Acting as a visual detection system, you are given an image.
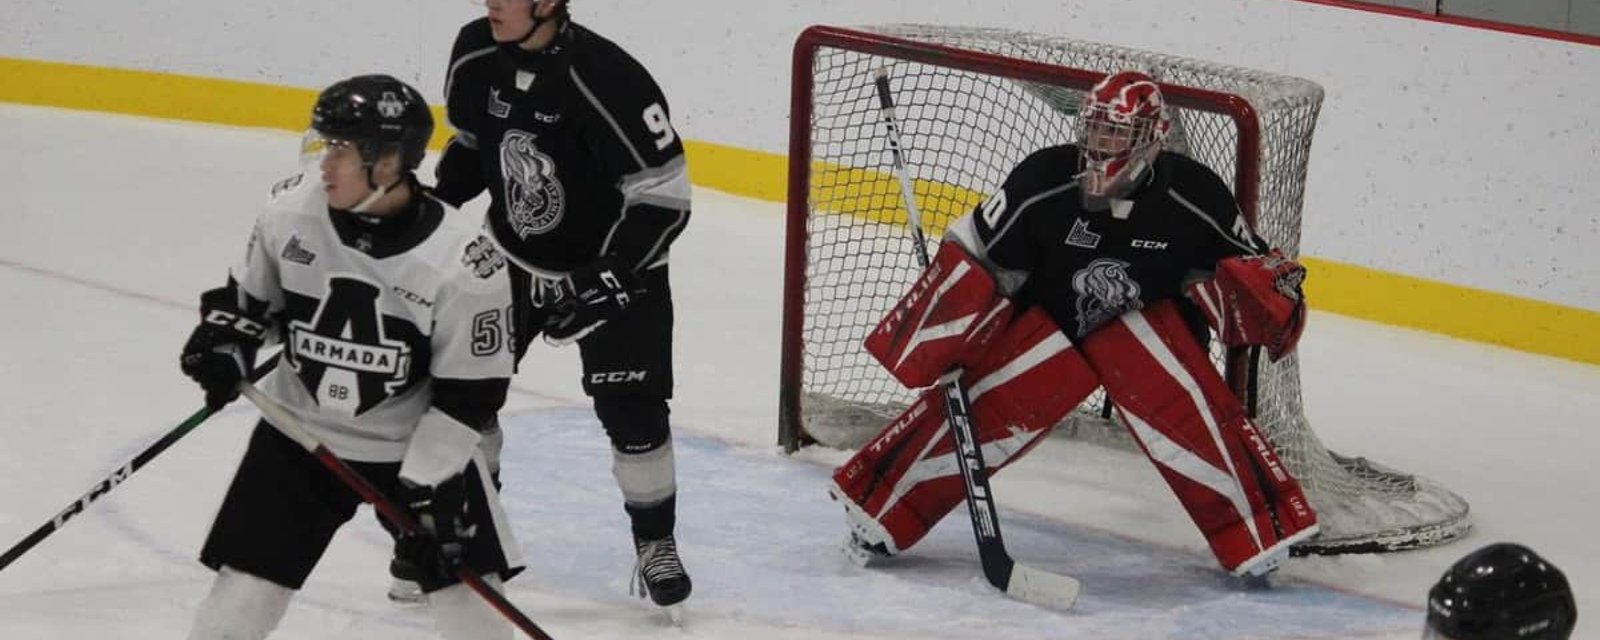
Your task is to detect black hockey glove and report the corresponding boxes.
[392,475,475,587]
[179,287,268,410]
[543,256,647,346]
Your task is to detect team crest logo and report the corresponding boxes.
[1071,258,1142,336]
[377,91,405,118]
[463,236,507,279]
[281,235,316,265]
[286,277,414,415]
[500,129,566,239]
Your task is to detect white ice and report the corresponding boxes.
[1,104,1595,639]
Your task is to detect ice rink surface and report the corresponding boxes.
[1,104,1595,638]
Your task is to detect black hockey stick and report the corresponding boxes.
[0,357,279,573]
[238,383,556,640]
[874,68,1081,610]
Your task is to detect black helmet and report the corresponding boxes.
[1426,543,1576,640]
[310,74,433,171]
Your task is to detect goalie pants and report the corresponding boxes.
[507,264,678,541]
[830,301,1318,573]
[199,422,524,591]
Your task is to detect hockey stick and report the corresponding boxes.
[873,69,931,270]
[0,357,279,573]
[874,68,1081,610]
[238,383,556,640]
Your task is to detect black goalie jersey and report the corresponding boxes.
[436,18,691,278]
[946,146,1271,339]
[233,174,514,462]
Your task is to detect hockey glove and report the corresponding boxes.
[543,256,647,346]
[392,475,475,588]
[179,287,268,410]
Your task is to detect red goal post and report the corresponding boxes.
[779,24,1470,555]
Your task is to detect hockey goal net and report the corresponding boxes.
[779,24,1470,555]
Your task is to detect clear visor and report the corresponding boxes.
[299,130,361,168]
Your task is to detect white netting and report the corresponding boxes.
[784,25,1469,554]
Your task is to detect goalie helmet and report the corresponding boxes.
[308,74,433,171]
[1077,70,1171,199]
[1424,543,1576,640]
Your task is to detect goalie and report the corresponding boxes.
[830,71,1318,577]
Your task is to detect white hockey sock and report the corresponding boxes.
[187,566,293,640]
[612,439,677,508]
[430,575,512,640]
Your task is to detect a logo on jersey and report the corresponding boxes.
[286,277,413,415]
[270,173,303,198]
[515,70,536,92]
[377,91,405,119]
[1130,238,1169,250]
[489,88,512,119]
[527,272,569,309]
[1066,218,1101,249]
[282,236,317,265]
[500,129,566,239]
[463,236,507,279]
[1071,258,1142,336]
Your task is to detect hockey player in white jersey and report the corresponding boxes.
[178,75,521,640]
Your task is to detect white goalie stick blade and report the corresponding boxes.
[1003,561,1083,610]
[940,373,1082,611]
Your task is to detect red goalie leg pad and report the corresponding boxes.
[831,308,1098,553]
[1080,300,1317,574]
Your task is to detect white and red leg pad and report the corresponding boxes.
[865,242,1013,389]
[831,307,1098,554]
[1080,300,1318,575]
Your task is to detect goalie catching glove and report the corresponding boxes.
[543,256,648,346]
[1185,249,1308,361]
[864,242,1013,388]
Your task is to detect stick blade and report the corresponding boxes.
[1004,563,1082,611]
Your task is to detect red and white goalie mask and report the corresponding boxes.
[1077,71,1171,201]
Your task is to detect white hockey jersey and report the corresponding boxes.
[232,173,513,463]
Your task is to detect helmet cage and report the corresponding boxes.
[1076,72,1170,198]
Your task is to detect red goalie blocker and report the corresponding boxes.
[1186,250,1308,361]
[865,242,1014,388]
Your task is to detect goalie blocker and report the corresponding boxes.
[832,242,1318,576]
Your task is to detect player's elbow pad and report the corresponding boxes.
[865,242,1014,388]
[1185,249,1308,362]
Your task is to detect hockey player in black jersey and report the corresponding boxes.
[437,0,692,610]
[179,75,522,639]
[833,71,1318,578]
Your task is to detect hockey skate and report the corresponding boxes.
[632,534,692,620]
[386,576,426,605]
[828,483,897,567]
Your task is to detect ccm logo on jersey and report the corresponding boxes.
[1130,239,1169,250]
[391,286,433,308]
[589,370,647,384]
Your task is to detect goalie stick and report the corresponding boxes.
[0,357,278,573]
[874,68,1081,610]
[238,383,556,640]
